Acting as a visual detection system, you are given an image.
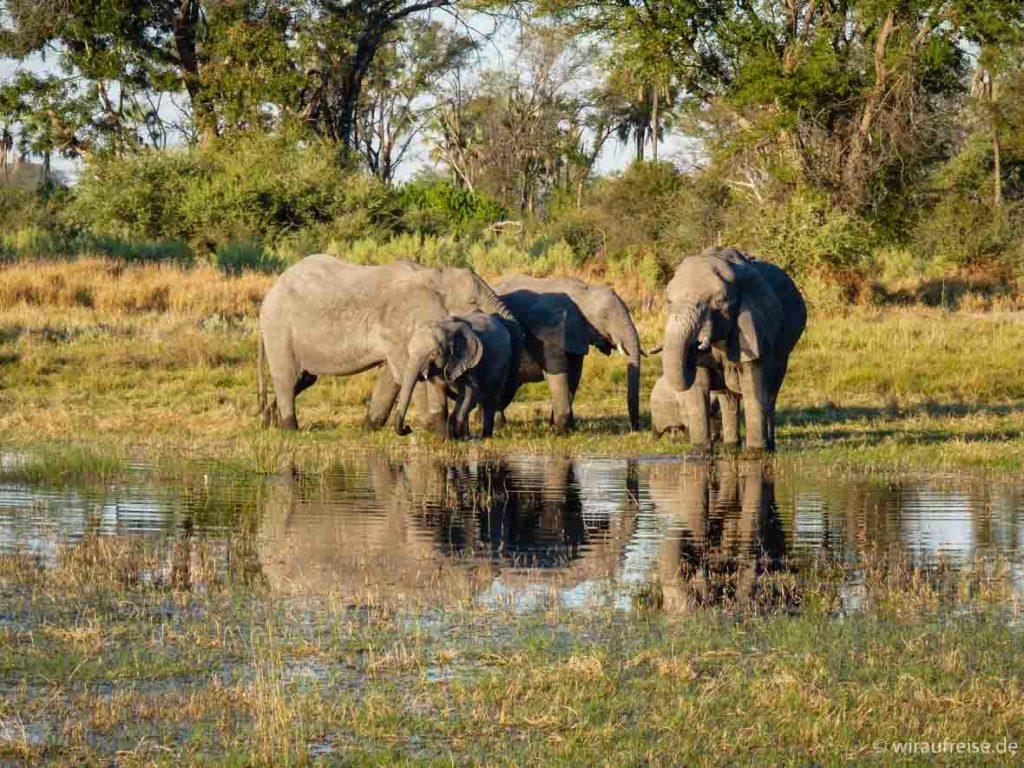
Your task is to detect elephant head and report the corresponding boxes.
[573,286,643,431]
[663,249,783,392]
[394,319,483,436]
[436,266,520,327]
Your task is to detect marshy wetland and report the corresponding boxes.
[1,261,1024,764]
[2,451,1024,764]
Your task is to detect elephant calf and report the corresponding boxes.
[650,375,724,441]
[650,375,688,439]
[439,312,522,439]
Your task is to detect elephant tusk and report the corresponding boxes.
[643,345,663,356]
[616,342,626,356]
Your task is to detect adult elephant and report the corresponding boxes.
[662,248,806,452]
[495,276,642,433]
[257,256,518,434]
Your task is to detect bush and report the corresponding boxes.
[86,235,195,266]
[392,178,506,237]
[66,126,389,257]
[212,239,285,275]
[721,187,878,279]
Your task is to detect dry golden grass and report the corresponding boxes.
[0,257,270,319]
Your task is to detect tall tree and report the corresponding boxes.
[355,19,474,183]
[544,0,1024,210]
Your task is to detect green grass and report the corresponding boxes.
[0,536,1021,765]
[1,265,1022,763]
[2,300,1024,473]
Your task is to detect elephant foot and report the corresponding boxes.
[719,441,742,457]
[363,417,386,432]
[281,415,299,432]
[552,418,572,435]
[740,445,771,460]
[494,412,506,429]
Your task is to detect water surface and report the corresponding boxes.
[3,453,1023,610]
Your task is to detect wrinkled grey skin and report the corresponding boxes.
[662,247,806,452]
[651,375,729,440]
[495,275,642,433]
[257,255,517,435]
[650,375,690,438]
[435,313,522,439]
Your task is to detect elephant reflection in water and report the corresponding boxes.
[257,454,639,597]
[648,459,790,611]
[257,455,489,597]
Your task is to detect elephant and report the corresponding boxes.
[651,375,734,440]
[257,255,518,434]
[650,375,689,439]
[494,275,642,433]
[661,247,806,452]
[429,312,522,439]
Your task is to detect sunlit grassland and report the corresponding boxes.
[0,258,1023,473]
[0,535,1021,764]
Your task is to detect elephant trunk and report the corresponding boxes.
[617,325,642,431]
[663,303,703,392]
[475,275,517,325]
[394,352,432,436]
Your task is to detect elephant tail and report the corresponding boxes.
[256,333,268,423]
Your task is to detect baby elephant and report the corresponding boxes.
[444,312,522,439]
[650,375,689,438]
[650,375,724,442]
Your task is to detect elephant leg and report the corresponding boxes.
[366,367,399,430]
[494,410,506,429]
[263,338,301,431]
[426,380,450,438]
[545,371,574,434]
[718,391,742,449]
[294,371,317,397]
[566,353,585,428]
[766,393,778,452]
[740,362,770,452]
[451,383,477,439]
[683,366,713,451]
[411,382,433,430]
[480,406,496,438]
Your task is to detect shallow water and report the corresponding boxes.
[2,452,1024,610]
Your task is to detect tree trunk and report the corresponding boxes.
[651,88,659,162]
[337,29,384,150]
[842,10,894,207]
[174,0,215,145]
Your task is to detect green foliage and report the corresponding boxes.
[66,129,388,257]
[723,188,878,278]
[213,239,284,275]
[391,179,506,236]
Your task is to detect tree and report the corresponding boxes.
[354,19,475,183]
[0,0,489,156]
[544,0,1024,211]
[429,24,606,213]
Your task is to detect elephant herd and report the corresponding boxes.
[257,246,807,453]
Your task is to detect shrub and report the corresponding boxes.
[392,178,506,236]
[721,187,878,279]
[66,126,389,257]
[212,239,284,275]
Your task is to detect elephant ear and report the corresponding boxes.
[728,261,783,363]
[443,321,483,383]
[531,294,592,356]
